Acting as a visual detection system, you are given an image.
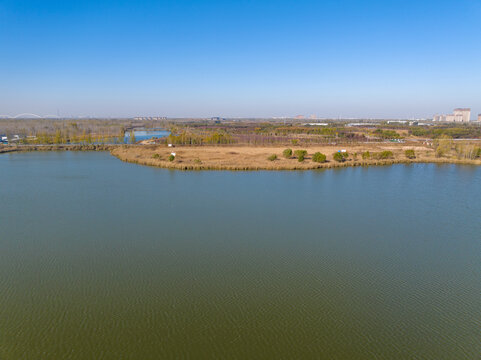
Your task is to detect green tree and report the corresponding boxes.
[168,154,175,161]
[118,127,126,143]
[283,148,293,158]
[475,148,481,158]
[294,149,307,159]
[54,129,62,144]
[405,149,416,159]
[434,135,452,157]
[374,129,401,139]
[333,152,345,162]
[312,152,327,163]
[267,154,277,161]
[130,130,136,144]
[376,150,394,159]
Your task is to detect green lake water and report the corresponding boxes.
[0,151,480,359]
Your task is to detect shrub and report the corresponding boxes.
[294,149,307,159]
[374,129,401,139]
[268,154,277,161]
[476,148,481,158]
[312,152,327,163]
[405,149,416,159]
[297,154,305,162]
[362,151,370,160]
[194,158,202,164]
[433,135,452,158]
[168,154,175,162]
[291,139,299,146]
[455,145,481,160]
[377,150,394,159]
[283,148,293,158]
[129,130,136,144]
[152,153,160,159]
[333,152,345,162]
[371,151,394,160]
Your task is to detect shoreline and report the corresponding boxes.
[0,144,117,154]
[112,154,481,170]
[3,144,481,170]
[110,144,481,170]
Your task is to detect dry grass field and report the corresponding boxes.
[110,143,481,170]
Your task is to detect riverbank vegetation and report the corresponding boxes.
[3,118,481,170]
[0,118,167,145]
[0,144,116,154]
[3,117,481,147]
[312,152,327,163]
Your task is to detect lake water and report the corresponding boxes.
[1,152,480,359]
[124,130,170,143]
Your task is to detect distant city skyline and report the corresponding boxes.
[1,112,477,121]
[1,0,480,118]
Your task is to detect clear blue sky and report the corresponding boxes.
[1,0,480,118]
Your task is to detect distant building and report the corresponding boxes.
[295,115,305,119]
[478,114,481,122]
[433,108,471,122]
[134,116,167,121]
[445,114,459,122]
[387,120,407,124]
[453,108,471,122]
[211,117,225,123]
[347,122,377,127]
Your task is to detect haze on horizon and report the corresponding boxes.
[1,0,480,119]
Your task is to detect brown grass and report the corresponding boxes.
[110,143,481,170]
[4,143,480,170]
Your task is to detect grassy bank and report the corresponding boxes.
[110,144,481,170]
[0,144,117,154]
[4,143,481,170]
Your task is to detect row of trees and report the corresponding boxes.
[268,148,328,163]
[0,118,130,143]
[411,126,481,139]
[18,130,125,145]
[164,131,234,145]
[361,150,395,160]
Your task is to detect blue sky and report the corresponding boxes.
[1,0,480,118]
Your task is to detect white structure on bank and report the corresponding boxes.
[433,108,471,122]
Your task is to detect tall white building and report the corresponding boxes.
[433,108,471,122]
[453,108,471,122]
